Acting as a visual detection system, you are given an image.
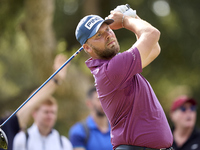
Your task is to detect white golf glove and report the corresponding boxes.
[112,4,137,18]
[113,5,129,13]
[124,8,136,18]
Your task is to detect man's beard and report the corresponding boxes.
[94,47,118,59]
[90,40,120,59]
[93,105,106,117]
[96,109,106,117]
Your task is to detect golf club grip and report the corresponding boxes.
[0,47,84,127]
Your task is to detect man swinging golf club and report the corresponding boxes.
[75,4,173,150]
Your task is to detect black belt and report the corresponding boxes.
[115,145,174,150]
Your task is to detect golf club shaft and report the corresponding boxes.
[0,47,83,128]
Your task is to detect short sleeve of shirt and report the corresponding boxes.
[12,131,26,150]
[69,123,86,148]
[61,136,73,150]
[105,47,142,87]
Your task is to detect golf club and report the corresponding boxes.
[0,47,83,149]
[0,128,8,150]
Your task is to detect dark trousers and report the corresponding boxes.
[115,145,174,150]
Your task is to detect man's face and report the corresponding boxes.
[90,92,105,117]
[33,104,57,129]
[171,102,197,129]
[86,23,120,60]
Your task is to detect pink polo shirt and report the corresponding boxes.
[85,47,173,149]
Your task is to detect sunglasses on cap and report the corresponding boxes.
[179,105,197,112]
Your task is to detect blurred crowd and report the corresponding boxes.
[1,70,200,150]
[1,4,200,150]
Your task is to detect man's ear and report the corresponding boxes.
[32,110,37,119]
[86,99,92,109]
[83,43,92,53]
[169,111,176,122]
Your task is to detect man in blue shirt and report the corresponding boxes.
[69,87,112,150]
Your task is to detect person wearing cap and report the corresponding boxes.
[170,95,200,150]
[75,4,173,150]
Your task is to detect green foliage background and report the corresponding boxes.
[0,0,200,137]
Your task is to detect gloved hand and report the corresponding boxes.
[124,8,136,18]
[113,5,129,13]
[112,4,137,18]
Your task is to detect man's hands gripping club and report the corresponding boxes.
[106,4,137,30]
[106,4,161,69]
[112,4,137,18]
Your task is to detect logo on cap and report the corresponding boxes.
[85,17,102,30]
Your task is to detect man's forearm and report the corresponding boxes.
[123,15,160,45]
[17,80,58,129]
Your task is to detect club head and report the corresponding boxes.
[0,128,8,149]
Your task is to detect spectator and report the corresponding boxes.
[13,96,72,150]
[170,95,200,150]
[0,54,68,150]
[69,87,112,150]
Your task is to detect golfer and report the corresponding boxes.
[75,5,173,150]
